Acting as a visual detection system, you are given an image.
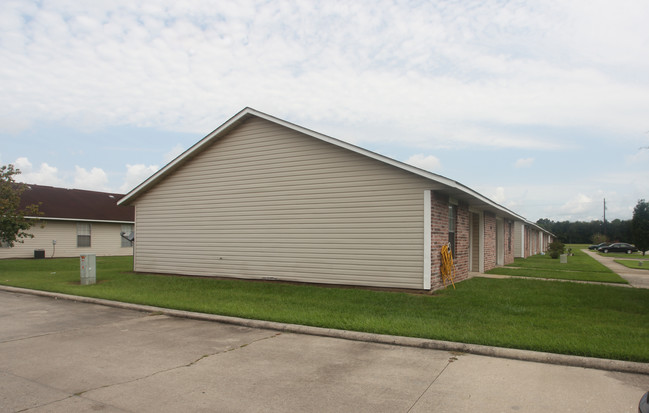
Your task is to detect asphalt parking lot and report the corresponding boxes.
[1,289,647,412]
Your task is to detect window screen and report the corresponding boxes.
[121,224,134,247]
[77,223,91,247]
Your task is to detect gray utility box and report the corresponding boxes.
[80,254,96,285]
[560,254,568,264]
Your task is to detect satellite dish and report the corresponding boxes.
[120,231,135,242]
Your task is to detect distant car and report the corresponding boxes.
[588,242,609,250]
[597,242,638,254]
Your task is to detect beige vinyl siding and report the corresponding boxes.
[133,117,434,289]
[0,220,133,259]
[514,221,524,258]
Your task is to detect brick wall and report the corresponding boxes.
[454,203,470,283]
[427,192,521,289]
[530,229,538,255]
[429,192,470,290]
[483,212,497,271]
[430,192,449,291]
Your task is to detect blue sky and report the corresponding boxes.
[1,0,648,222]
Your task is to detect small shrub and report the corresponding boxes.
[547,241,565,259]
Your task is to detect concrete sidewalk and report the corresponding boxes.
[582,249,649,288]
[1,289,647,412]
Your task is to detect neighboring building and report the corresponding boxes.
[514,221,552,258]
[0,185,134,259]
[119,107,552,291]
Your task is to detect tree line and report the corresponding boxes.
[536,199,648,255]
[535,218,631,244]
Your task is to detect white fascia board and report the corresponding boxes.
[118,107,253,205]
[25,216,134,224]
[117,107,533,224]
[423,190,432,290]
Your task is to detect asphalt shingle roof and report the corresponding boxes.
[19,184,134,222]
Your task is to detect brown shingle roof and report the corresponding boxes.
[19,184,134,222]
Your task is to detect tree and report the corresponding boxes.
[632,199,649,256]
[547,240,565,259]
[591,233,608,244]
[0,164,41,247]
[535,218,632,244]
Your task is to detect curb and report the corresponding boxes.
[2,285,648,376]
[474,273,634,288]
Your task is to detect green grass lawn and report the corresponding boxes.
[615,259,649,270]
[1,255,648,362]
[485,245,627,284]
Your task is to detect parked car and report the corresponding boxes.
[588,242,609,250]
[597,242,638,254]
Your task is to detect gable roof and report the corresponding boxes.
[118,107,547,232]
[21,184,134,223]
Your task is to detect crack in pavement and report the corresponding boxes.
[406,353,463,412]
[15,396,131,413]
[0,311,163,345]
[74,331,282,397]
[10,331,281,412]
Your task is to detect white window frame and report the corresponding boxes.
[77,223,91,248]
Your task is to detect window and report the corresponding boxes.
[121,224,134,247]
[448,204,457,256]
[77,223,91,247]
[0,240,10,248]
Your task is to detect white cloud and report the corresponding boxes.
[0,116,31,134]
[13,157,32,173]
[10,156,159,194]
[514,158,534,168]
[1,0,647,149]
[13,157,65,187]
[560,193,593,215]
[74,166,109,191]
[626,148,649,164]
[163,144,185,163]
[1,0,648,222]
[491,187,506,204]
[119,164,159,193]
[405,154,442,172]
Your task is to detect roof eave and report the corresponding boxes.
[118,107,253,205]
[26,216,134,224]
[116,108,549,235]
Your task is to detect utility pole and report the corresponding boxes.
[603,198,607,237]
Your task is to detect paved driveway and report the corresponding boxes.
[583,249,649,288]
[1,290,647,413]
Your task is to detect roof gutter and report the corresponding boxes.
[26,216,134,224]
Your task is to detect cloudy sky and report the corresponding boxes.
[1,0,648,222]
